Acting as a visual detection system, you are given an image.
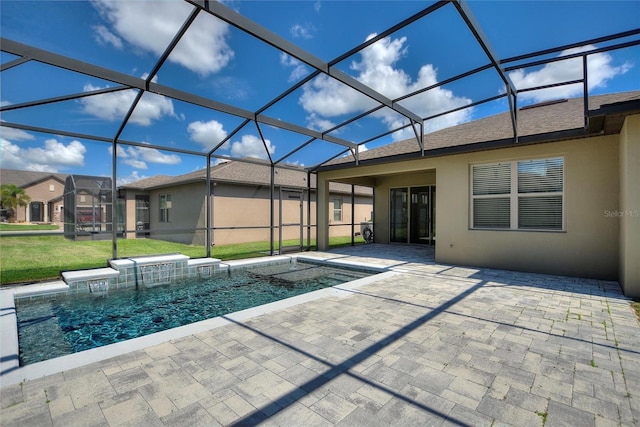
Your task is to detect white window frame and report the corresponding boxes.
[470,157,564,231]
[331,197,343,222]
[159,194,172,223]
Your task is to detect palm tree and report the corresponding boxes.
[0,184,31,223]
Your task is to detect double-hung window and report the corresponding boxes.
[471,157,564,231]
[159,194,172,223]
[331,198,343,222]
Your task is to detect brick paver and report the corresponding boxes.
[2,244,639,426]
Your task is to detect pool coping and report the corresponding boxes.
[0,254,396,387]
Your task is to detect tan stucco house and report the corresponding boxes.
[314,91,640,298]
[119,160,373,247]
[0,169,67,224]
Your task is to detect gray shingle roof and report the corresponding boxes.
[0,169,68,188]
[121,160,373,195]
[119,175,175,190]
[325,91,640,167]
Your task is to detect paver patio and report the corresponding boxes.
[1,244,639,426]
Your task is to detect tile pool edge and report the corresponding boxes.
[0,257,395,387]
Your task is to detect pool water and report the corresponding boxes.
[16,261,371,365]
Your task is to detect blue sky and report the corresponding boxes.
[1,0,639,185]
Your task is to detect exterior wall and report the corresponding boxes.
[125,182,373,247]
[328,192,373,240]
[619,114,640,298]
[123,191,138,239]
[211,184,293,246]
[437,135,619,280]
[320,134,621,281]
[211,183,372,246]
[148,182,207,245]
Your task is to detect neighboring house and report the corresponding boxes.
[315,91,640,298]
[119,160,373,247]
[0,169,67,224]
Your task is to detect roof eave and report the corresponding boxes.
[587,99,640,134]
[316,127,591,172]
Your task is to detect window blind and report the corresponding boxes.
[518,158,563,193]
[472,163,511,195]
[473,198,511,228]
[518,196,563,229]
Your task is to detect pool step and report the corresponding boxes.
[16,300,72,364]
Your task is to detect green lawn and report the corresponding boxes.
[0,235,362,285]
[0,223,60,231]
[632,300,640,322]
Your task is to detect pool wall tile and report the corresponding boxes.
[187,258,220,279]
[20,256,222,297]
[12,281,69,301]
[62,268,120,293]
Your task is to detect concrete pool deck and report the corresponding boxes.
[1,244,639,426]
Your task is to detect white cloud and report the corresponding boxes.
[187,119,228,150]
[300,74,377,118]
[92,0,234,76]
[80,83,175,126]
[300,33,472,139]
[509,45,633,103]
[123,158,148,169]
[130,93,177,126]
[92,24,123,49]
[280,53,310,82]
[230,134,275,159]
[0,138,86,172]
[117,170,147,187]
[305,113,336,132]
[111,144,181,169]
[0,126,35,141]
[0,139,27,170]
[290,23,315,39]
[135,146,181,165]
[286,160,305,167]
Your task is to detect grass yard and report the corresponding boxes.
[632,300,640,322]
[0,223,60,231]
[0,234,361,285]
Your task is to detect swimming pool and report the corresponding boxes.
[16,261,372,365]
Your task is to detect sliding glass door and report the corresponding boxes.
[390,188,408,243]
[410,187,430,244]
[390,186,435,245]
